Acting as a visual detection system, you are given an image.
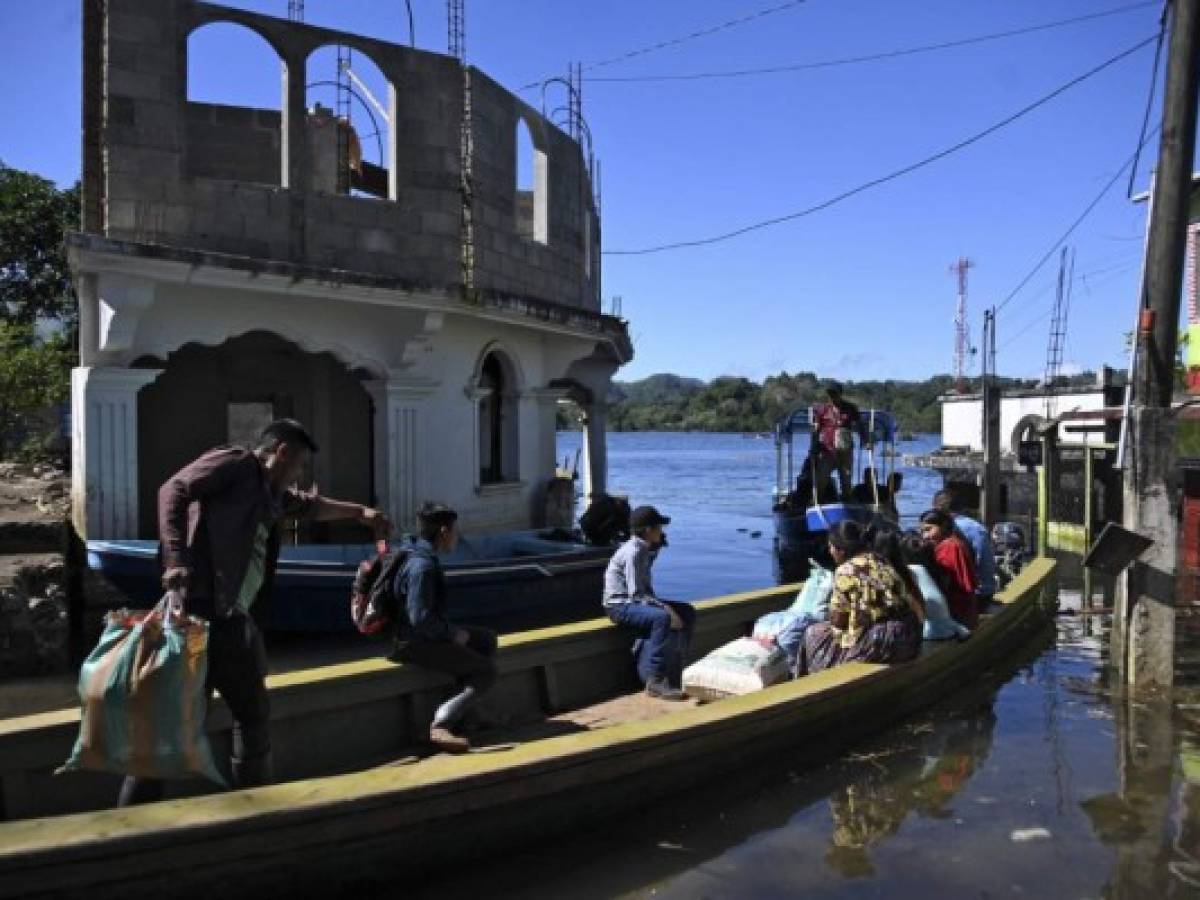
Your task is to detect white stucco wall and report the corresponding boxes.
[70,253,620,539]
[941,390,1111,452]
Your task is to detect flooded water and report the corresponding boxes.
[7,432,1200,897]
[411,432,1200,899]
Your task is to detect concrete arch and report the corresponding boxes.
[470,340,527,395]
[134,319,391,382]
[183,13,290,62]
[1010,413,1046,455]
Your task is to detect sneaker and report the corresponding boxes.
[645,677,687,702]
[429,725,470,754]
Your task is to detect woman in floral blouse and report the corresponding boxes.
[797,520,922,675]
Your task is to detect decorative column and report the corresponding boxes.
[580,401,608,502]
[71,366,163,540]
[528,387,568,481]
[366,376,438,534]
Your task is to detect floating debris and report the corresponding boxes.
[1010,827,1052,842]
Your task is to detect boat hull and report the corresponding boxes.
[0,560,1056,897]
[85,535,613,633]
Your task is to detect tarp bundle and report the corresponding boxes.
[58,592,226,786]
[683,637,790,702]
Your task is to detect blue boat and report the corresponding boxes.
[86,531,614,633]
[772,406,902,578]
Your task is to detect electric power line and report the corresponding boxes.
[585,2,1159,84]
[994,122,1161,315]
[999,262,1139,351]
[519,0,808,90]
[604,35,1158,257]
[1127,0,1169,197]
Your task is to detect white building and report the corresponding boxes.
[940,371,1126,454]
[71,0,630,541]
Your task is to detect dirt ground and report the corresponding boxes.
[0,461,68,539]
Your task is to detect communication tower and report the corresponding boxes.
[950,257,975,393]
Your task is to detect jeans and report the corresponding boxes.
[607,600,696,686]
[815,447,854,501]
[118,611,272,806]
[391,625,498,729]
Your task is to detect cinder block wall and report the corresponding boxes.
[88,0,600,309]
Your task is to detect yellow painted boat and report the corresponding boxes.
[0,558,1056,898]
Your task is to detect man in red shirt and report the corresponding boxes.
[812,382,870,502]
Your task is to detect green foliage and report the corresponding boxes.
[595,371,1099,434]
[0,162,80,335]
[0,322,71,460]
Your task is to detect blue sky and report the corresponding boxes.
[0,1,1172,383]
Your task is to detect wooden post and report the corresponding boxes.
[1119,0,1200,690]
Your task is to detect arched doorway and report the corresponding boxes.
[134,331,374,541]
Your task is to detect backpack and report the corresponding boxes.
[350,540,411,637]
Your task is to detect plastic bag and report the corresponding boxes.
[683,637,790,702]
[753,610,801,642]
[790,561,833,620]
[911,564,970,641]
[58,592,226,786]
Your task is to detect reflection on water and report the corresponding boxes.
[411,575,1200,899]
[823,705,995,879]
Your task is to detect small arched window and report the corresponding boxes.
[515,118,548,244]
[477,351,519,484]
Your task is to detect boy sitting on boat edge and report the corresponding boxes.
[389,502,499,754]
[602,505,696,701]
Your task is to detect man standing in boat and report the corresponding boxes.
[602,505,695,701]
[390,502,499,754]
[120,418,390,805]
[813,382,871,502]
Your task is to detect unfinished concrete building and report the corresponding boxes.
[70,0,631,541]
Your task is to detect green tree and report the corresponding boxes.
[0,322,71,459]
[0,163,80,335]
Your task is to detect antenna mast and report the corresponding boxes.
[1043,246,1075,417]
[287,0,304,21]
[448,0,466,61]
[950,257,975,393]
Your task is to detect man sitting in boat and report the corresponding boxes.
[602,505,696,701]
[390,503,499,754]
[796,520,922,675]
[122,419,389,806]
[813,382,871,502]
[932,490,997,609]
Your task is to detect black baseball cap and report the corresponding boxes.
[631,505,671,530]
[260,418,319,454]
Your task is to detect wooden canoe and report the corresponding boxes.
[0,558,1057,897]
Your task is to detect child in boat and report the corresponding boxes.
[602,505,696,701]
[919,509,980,630]
[900,531,970,640]
[932,490,997,608]
[796,520,921,675]
[121,419,389,806]
[390,503,499,754]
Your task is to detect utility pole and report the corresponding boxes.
[1118,0,1200,690]
[980,307,1001,527]
[950,257,975,393]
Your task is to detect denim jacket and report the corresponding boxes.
[394,538,454,642]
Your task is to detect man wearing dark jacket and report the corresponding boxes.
[119,418,388,805]
[389,502,498,753]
